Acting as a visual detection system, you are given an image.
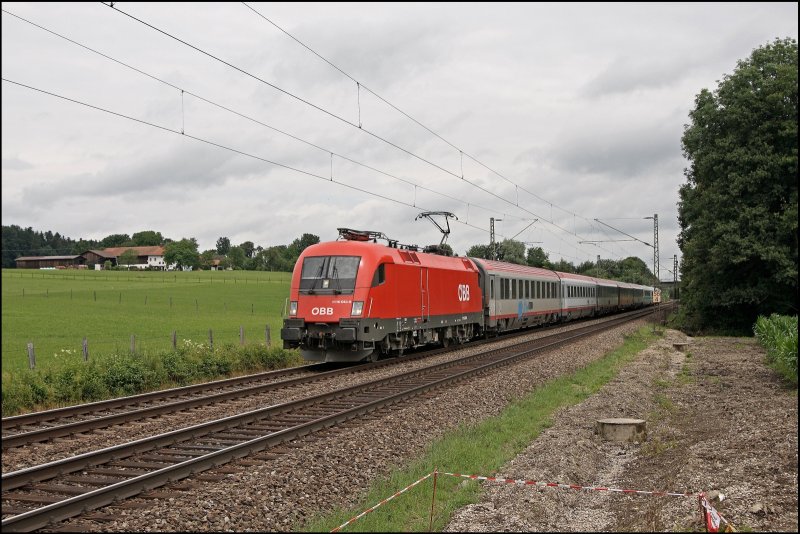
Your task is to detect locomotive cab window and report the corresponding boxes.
[300,255,360,294]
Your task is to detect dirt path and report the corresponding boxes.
[444,329,798,532]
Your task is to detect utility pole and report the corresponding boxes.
[644,214,659,287]
[490,217,502,260]
[653,214,659,287]
[673,254,678,300]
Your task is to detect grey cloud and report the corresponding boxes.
[546,123,682,178]
[2,156,34,170]
[19,142,262,209]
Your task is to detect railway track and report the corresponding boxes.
[1,306,663,532]
[2,307,662,450]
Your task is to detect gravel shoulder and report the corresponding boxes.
[444,331,798,532]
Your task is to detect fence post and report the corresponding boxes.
[130,335,136,354]
[27,342,35,369]
[209,329,213,351]
[82,337,89,361]
[265,325,271,346]
[172,330,177,349]
[251,303,254,315]
[240,326,245,345]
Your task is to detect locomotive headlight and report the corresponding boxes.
[351,301,364,317]
[289,301,298,317]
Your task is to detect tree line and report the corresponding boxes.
[1,224,321,273]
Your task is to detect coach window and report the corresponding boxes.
[525,280,530,299]
[512,279,517,299]
[490,279,494,299]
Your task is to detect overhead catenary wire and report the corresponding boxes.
[1,78,508,244]
[240,2,628,260]
[4,8,589,258]
[1,7,534,228]
[5,7,642,264]
[102,1,621,262]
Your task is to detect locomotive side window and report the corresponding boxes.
[371,263,386,287]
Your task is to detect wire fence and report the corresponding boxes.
[17,324,275,370]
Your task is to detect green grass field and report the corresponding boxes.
[1,269,292,372]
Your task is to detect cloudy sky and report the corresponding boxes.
[2,2,797,279]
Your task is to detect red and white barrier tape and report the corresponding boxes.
[330,472,433,532]
[443,472,695,497]
[329,470,737,532]
[700,492,735,532]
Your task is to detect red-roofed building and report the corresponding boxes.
[82,246,171,270]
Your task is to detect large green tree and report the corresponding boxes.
[679,37,798,332]
[99,233,131,248]
[164,238,200,271]
[215,236,231,255]
[131,230,164,246]
[465,244,492,259]
[526,247,551,268]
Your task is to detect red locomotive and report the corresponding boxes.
[281,229,655,362]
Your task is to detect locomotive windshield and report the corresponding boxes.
[300,256,360,294]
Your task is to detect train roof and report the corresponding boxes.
[469,258,561,279]
[555,271,598,284]
[301,241,655,291]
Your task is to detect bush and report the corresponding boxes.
[754,314,798,387]
[1,342,302,416]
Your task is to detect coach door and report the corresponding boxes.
[420,267,430,322]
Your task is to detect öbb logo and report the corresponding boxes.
[312,307,335,316]
[457,284,470,302]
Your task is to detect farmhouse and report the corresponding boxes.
[86,246,171,270]
[15,246,173,270]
